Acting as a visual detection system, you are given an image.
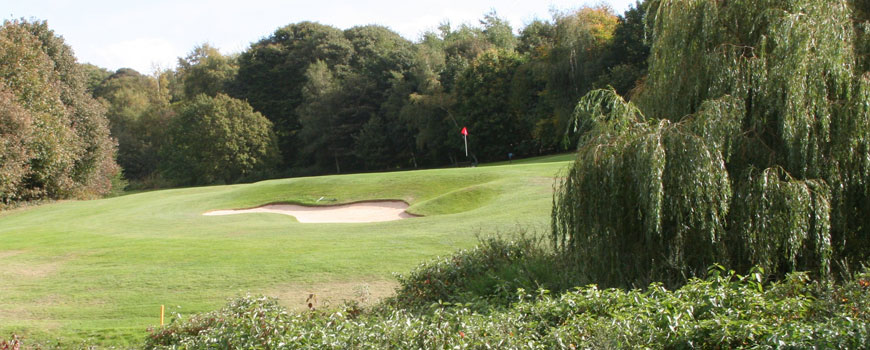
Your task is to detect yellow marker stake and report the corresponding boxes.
[160,305,165,326]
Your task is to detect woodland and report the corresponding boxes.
[0,2,648,200]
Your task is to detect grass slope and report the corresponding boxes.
[0,157,571,347]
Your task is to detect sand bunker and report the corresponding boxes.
[203,200,416,223]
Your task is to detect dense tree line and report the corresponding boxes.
[2,3,649,199]
[59,2,648,190]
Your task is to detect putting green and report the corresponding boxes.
[0,155,572,347]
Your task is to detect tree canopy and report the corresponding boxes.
[3,4,655,200]
[0,20,117,204]
[161,93,279,186]
[93,68,171,181]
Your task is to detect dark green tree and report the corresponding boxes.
[344,25,413,90]
[480,11,517,51]
[161,94,279,186]
[94,68,171,181]
[296,60,342,173]
[454,49,529,161]
[401,31,462,166]
[517,19,555,57]
[177,44,237,99]
[294,25,416,173]
[597,0,650,96]
[233,22,354,166]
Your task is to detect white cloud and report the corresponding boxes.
[92,37,179,74]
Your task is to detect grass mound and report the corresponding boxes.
[407,184,499,215]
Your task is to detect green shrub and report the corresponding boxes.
[144,268,870,349]
[388,232,572,311]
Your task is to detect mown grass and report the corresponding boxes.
[0,156,571,347]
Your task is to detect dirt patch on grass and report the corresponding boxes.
[0,294,67,327]
[204,200,418,223]
[10,262,63,278]
[1,254,76,279]
[266,280,398,311]
[0,250,25,259]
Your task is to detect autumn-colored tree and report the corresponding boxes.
[0,20,117,204]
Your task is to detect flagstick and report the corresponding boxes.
[464,134,468,157]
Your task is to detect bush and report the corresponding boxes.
[388,232,573,311]
[144,267,870,349]
[143,232,870,349]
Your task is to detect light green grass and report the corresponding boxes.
[481,152,576,167]
[0,155,572,347]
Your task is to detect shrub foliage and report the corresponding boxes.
[389,233,571,310]
[144,261,870,349]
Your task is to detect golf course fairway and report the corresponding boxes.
[0,155,572,347]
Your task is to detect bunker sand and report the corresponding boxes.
[204,200,416,223]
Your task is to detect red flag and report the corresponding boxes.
[460,127,468,136]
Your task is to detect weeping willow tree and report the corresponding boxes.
[553,0,870,288]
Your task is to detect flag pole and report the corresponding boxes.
[464,134,468,157]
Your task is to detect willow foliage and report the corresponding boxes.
[554,91,736,287]
[554,0,870,287]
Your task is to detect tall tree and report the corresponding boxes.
[161,94,279,186]
[93,68,171,181]
[233,22,354,167]
[343,25,415,171]
[540,6,620,151]
[553,0,870,288]
[454,49,529,161]
[402,33,461,166]
[0,20,117,203]
[177,43,237,99]
[296,60,342,173]
[0,86,32,203]
[597,0,650,96]
[80,63,113,94]
[480,11,517,51]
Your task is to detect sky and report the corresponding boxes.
[4,0,638,74]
